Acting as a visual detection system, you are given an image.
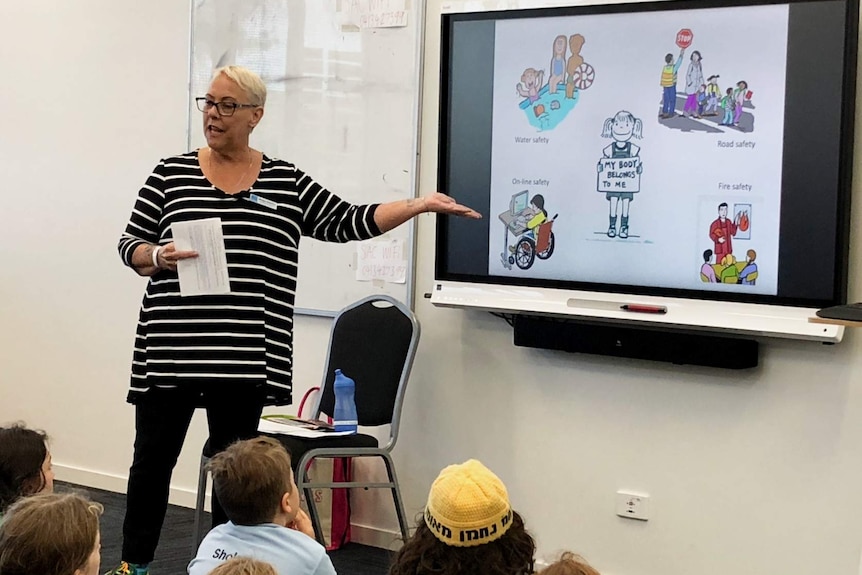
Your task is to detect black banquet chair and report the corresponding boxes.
[191,294,420,551]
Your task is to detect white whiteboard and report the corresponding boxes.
[189,0,423,315]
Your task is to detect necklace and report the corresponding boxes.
[208,147,253,191]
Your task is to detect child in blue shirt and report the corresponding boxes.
[188,437,336,575]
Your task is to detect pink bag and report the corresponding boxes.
[297,387,352,550]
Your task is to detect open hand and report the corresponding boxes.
[422,193,482,219]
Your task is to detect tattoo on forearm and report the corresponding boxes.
[139,245,154,268]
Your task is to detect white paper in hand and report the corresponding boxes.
[171,218,231,296]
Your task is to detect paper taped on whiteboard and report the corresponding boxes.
[356,238,408,283]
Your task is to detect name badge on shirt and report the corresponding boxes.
[247,193,278,210]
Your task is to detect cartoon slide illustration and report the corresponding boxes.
[709,202,739,264]
[699,202,759,284]
[515,34,595,131]
[658,29,756,133]
[498,190,558,270]
[596,111,644,239]
[517,68,544,103]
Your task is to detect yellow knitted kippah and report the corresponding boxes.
[423,459,513,547]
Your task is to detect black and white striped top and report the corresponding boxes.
[117,151,381,406]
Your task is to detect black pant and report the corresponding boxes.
[121,387,264,564]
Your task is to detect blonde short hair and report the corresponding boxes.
[214,65,267,107]
[538,551,601,575]
[0,492,103,575]
[208,557,278,575]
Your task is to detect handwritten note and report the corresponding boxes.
[356,239,408,283]
[341,0,408,28]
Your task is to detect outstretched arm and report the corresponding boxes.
[373,193,481,233]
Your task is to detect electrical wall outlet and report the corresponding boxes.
[616,490,650,521]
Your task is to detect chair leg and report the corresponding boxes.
[191,454,210,560]
[305,485,327,544]
[381,453,411,542]
[297,452,410,544]
[298,463,328,545]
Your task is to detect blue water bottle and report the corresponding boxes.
[333,369,358,433]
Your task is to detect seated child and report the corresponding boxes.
[208,557,278,575]
[0,491,103,575]
[510,194,549,253]
[525,194,548,233]
[388,459,536,575]
[700,249,716,283]
[188,437,336,575]
[739,249,757,285]
[0,423,54,516]
[719,254,739,284]
[538,551,600,575]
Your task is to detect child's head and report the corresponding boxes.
[0,492,103,575]
[538,552,601,575]
[530,194,545,213]
[389,459,536,575]
[208,436,298,526]
[208,557,278,575]
[0,423,53,512]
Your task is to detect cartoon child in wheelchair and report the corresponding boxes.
[498,190,558,270]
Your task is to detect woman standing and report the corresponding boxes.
[683,50,704,117]
[110,66,479,575]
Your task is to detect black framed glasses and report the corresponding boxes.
[195,97,258,116]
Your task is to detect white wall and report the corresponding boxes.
[0,0,330,503]
[2,1,862,574]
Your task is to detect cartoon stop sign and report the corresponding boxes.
[676,29,693,48]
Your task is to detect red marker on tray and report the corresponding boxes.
[621,304,667,314]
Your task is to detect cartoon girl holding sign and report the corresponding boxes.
[597,110,643,239]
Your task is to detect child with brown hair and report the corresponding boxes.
[0,491,103,575]
[388,459,536,575]
[208,557,278,575]
[188,436,335,575]
[0,423,54,516]
[538,551,601,575]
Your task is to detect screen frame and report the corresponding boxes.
[435,0,859,311]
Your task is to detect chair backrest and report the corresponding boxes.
[312,295,419,450]
[536,220,554,252]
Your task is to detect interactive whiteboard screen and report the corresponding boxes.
[436,0,856,311]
